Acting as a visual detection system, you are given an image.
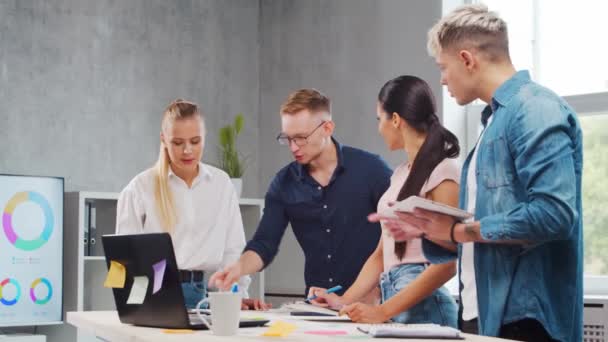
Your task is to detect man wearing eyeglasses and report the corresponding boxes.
[210,89,392,301]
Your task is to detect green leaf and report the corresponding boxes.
[217,113,248,178]
[219,126,235,148]
[234,114,244,135]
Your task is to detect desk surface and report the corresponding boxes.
[67,311,514,342]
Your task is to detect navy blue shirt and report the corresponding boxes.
[245,139,392,295]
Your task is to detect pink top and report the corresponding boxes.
[379,158,461,272]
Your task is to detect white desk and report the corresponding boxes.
[67,311,514,342]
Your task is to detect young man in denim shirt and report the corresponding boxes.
[374,4,583,342]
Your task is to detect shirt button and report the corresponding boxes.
[317,186,322,190]
[326,228,331,233]
[327,254,332,259]
[329,278,333,283]
[323,204,328,209]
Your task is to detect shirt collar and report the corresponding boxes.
[481,105,493,128]
[168,162,211,186]
[491,70,531,111]
[294,137,346,181]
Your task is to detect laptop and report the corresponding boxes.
[101,233,269,330]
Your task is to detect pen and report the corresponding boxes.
[306,285,343,302]
[230,283,239,293]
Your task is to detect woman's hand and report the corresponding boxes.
[368,213,425,241]
[307,287,345,310]
[339,302,390,323]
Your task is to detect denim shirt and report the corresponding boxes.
[423,71,583,342]
[245,139,392,295]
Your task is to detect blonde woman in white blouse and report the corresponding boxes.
[116,99,269,310]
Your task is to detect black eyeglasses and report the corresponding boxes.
[276,121,326,147]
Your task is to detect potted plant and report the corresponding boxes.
[218,114,247,197]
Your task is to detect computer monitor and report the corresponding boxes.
[0,174,64,327]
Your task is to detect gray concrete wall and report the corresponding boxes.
[0,0,261,197]
[258,0,442,190]
[0,0,444,301]
[258,0,442,294]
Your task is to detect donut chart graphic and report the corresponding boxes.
[30,278,52,305]
[0,278,21,306]
[2,191,54,251]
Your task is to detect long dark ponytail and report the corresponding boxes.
[378,75,460,260]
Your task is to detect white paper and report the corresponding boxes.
[359,323,462,339]
[291,315,352,322]
[282,302,339,316]
[127,276,149,304]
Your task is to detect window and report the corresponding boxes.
[580,113,608,276]
[484,0,608,96]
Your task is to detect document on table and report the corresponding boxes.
[358,323,463,339]
[281,302,351,321]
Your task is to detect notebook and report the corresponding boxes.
[358,323,463,339]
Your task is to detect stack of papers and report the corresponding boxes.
[281,302,351,321]
[358,323,463,339]
[282,302,339,316]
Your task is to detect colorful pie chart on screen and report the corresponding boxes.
[0,278,21,306]
[2,191,54,251]
[30,278,53,305]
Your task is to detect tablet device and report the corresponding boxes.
[384,196,473,220]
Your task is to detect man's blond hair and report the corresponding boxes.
[280,88,331,118]
[427,4,510,62]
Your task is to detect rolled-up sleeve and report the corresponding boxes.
[479,98,579,243]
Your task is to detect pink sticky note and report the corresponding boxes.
[152,259,167,294]
[304,330,348,336]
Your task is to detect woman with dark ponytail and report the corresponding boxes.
[309,76,459,326]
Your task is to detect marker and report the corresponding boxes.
[306,285,343,302]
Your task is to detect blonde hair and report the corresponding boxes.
[280,88,331,118]
[427,4,510,62]
[155,99,202,232]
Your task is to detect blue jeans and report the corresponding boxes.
[181,279,208,310]
[380,263,457,327]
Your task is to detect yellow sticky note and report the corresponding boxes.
[163,329,194,334]
[262,321,297,337]
[104,260,126,288]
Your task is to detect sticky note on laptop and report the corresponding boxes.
[127,276,149,304]
[103,260,126,288]
[152,259,166,294]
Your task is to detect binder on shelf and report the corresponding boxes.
[84,201,97,257]
[89,203,98,256]
[84,201,91,256]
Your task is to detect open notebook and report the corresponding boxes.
[358,323,463,339]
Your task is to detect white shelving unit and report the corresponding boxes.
[40,191,265,342]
